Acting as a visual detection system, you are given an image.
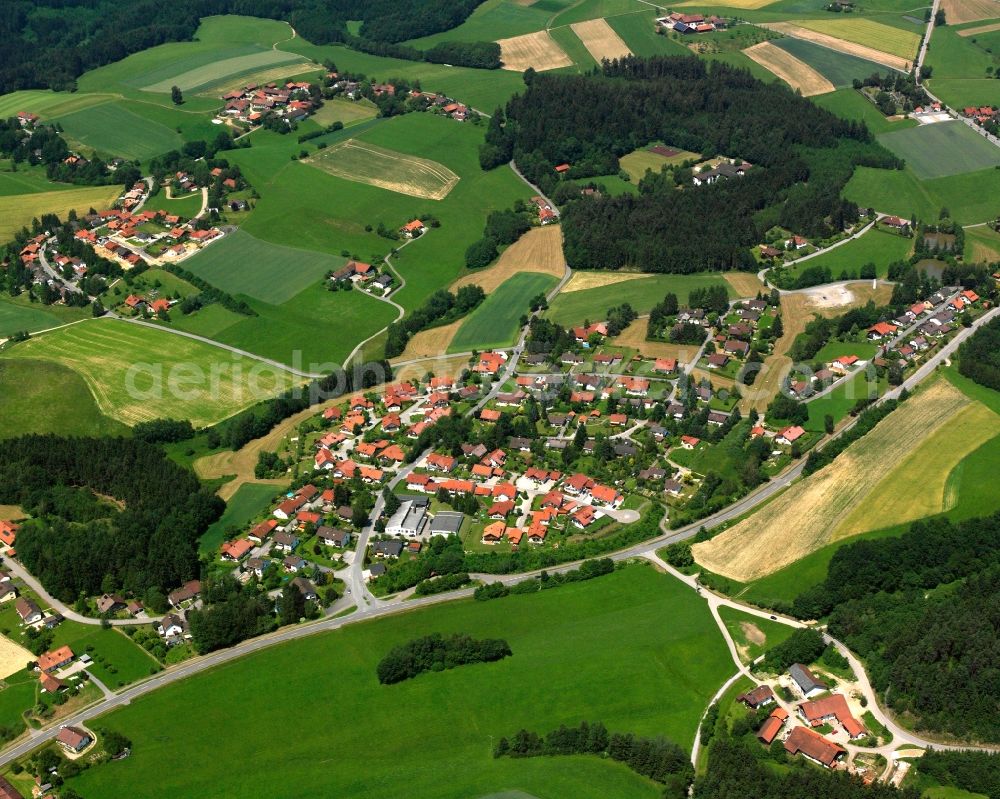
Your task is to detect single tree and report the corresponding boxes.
[171,85,183,105]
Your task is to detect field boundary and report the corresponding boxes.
[760,23,912,72]
[743,41,835,97]
[957,19,1000,35]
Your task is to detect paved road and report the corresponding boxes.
[342,240,410,369]
[37,239,82,295]
[509,160,559,216]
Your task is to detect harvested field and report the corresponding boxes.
[391,319,464,360]
[560,271,648,293]
[613,317,701,364]
[724,271,766,297]
[691,367,737,390]
[958,19,1000,35]
[451,225,567,295]
[0,635,33,680]
[788,18,920,61]
[676,0,778,7]
[743,42,835,96]
[695,381,971,581]
[740,281,891,413]
[304,139,459,200]
[196,61,321,96]
[761,23,913,72]
[833,400,1000,539]
[966,225,1000,262]
[570,19,632,63]
[393,354,470,384]
[498,31,573,72]
[619,146,701,181]
[946,0,1000,25]
[0,185,121,242]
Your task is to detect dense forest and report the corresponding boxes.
[959,316,1000,391]
[481,56,899,273]
[792,511,1000,742]
[0,435,222,601]
[916,750,1000,798]
[0,0,490,93]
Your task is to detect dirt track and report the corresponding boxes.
[761,22,912,71]
[743,42,834,96]
[498,31,573,72]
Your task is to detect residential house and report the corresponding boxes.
[56,726,92,754]
[15,597,43,625]
[776,426,805,446]
[37,646,74,674]
[737,685,775,709]
[168,580,201,608]
[273,532,300,553]
[789,663,828,698]
[371,540,404,558]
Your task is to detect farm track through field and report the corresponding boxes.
[743,42,835,96]
[760,22,913,72]
[958,20,1000,35]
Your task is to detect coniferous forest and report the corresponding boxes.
[481,56,900,273]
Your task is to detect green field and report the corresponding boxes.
[547,273,735,327]
[139,189,204,218]
[69,565,733,799]
[0,163,84,196]
[1,319,297,427]
[0,90,117,121]
[550,0,646,28]
[877,122,1000,179]
[846,164,1000,224]
[405,0,577,47]
[0,359,129,439]
[812,339,879,363]
[0,295,91,337]
[812,88,918,135]
[778,227,912,281]
[619,145,700,181]
[925,25,1000,108]
[143,50,307,93]
[49,626,160,690]
[309,97,378,127]
[548,25,599,71]
[54,101,185,161]
[450,273,559,352]
[183,229,346,304]
[789,18,921,60]
[772,37,897,87]
[608,12,692,57]
[805,370,883,432]
[717,606,796,664]
[200,483,280,553]
[0,184,122,241]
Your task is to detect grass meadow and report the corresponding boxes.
[54,101,184,161]
[717,606,797,664]
[789,18,921,59]
[1,319,298,427]
[450,272,559,351]
[68,565,733,799]
[547,273,735,327]
[877,121,1000,179]
[142,50,307,93]
[0,359,129,439]
[0,163,86,196]
[0,295,91,337]
[200,482,280,553]
[778,227,912,281]
[812,88,918,135]
[609,13,694,57]
[925,24,1000,107]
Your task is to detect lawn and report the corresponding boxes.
[68,565,733,799]
[772,37,900,87]
[547,273,735,327]
[182,229,347,304]
[53,101,184,161]
[309,97,378,128]
[139,190,204,218]
[450,273,559,352]
[846,164,1000,225]
[812,340,879,363]
[812,89,918,135]
[49,626,160,690]
[717,606,797,664]
[200,483,280,554]
[1,318,298,427]
[0,184,122,241]
[877,121,1000,179]
[805,369,883,432]
[0,359,129,440]
[779,228,912,281]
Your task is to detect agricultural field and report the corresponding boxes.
[547,273,736,327]
[743,41,834,96]
[0,184,122,241]
[694,380,978,581]
[405,0,577,48]
[608,13,694,57]
[0,90,117,121]
[776,227,913,282]
[761,22,913,71]
[0,295,91,338]
[497,30,575,71]
[0,163,84,196]
[716,607,796,665]
[449,272,559,351]
[0,359,129,439]
[813,88,918,135]
[771,38,897,89]
[782,18,921,61]
[452,225,568,294]
[1,319,297,427]
[877,121,1000,179]
[550,0,651,27]
[53,101,184,161]
[304,139,460,200]
[965,224,1000,262]
[618,145,700,181]
[200,482,282,553]
[309,97,378,128]
[941,0,1000,24]
[548,25,600,70]
[925,24,1000,108]
[570,18,633,62]
[182,229,346,304]
[67,566,733,799]
[143,50,308,93]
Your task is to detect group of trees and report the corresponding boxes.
[187,576,275,653]
[0,118,134,186]
[474,558,615,601]
[375,632,512,684]
[916,751,1000,798]
[792,511,1000,741]
[465,206,534,269]
[0,0,493,93]
[495,720,691,796]
[1,435,223,600]
[760,628,826,674]
[384,285,485,358]
[481,57,899,273]
[161,262,257,317]
[959,316,1000,392]
[852,72,931,116]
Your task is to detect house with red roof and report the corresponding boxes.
[680,435,700,450]
[221,538,253,561]
[783,726,846,767]
[777,426,805,446]
[0,521,18,547]
[867,322,897,339]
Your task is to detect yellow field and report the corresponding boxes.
[391,319,465,360]
[0,635,33,680]
[308,98,378,127]
[304,139,459,200]
[743,42,835,96]
[677,0,778,7]
[946,0,1000,25]
[561,271,648,293]
[966,225,1000,262]
[197,62,322,97]
[782,19,920,61]
[570,19,632,62]
[695,381,974,581]
[834,400,1000,539]
[723,271,766,297]
[0,184,122,241]
[497,31,573,72]
[619,147,700,181]
[613,316,702,364]
[762,22,913,71]
[452,225,567,294]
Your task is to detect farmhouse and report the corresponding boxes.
[783,726,846,767]
[738,684,775,709]
[789,663,827,698]
[37,645,74,674]
[168,579,201,608]
[756,707,788,745]
[799,693,867,739]
[0,521,18,547]
[56,726,93,754]
[867,322,898,340]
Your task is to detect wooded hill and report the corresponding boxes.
[481,57,900,273]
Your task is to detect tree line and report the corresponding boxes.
[376,632,512,684]
[1,435,223,601]
[384,285,485,358]
[959,316,1000,392]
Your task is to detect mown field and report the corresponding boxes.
[812,88,918,135]
[449,272,559,351]
[68,565,733,799]
[0,163,84,196]
[404,0,578,48]
[199,482,281,553]
[925,24,1000,108]
[717,606,796,664]
[1,319,297,427]
[777,227,912,281]
[0,184,122,241]
[786,18,921,60]
[0,359,129,439]
[877,121,1000,179]
[54,101,184,161]
[772,37,898,88]
[143,50,308,93]
[546,273,736,327]
[0,295,91,337]
[619,145,700,181]
[183,229,346,304]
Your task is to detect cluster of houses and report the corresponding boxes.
[694,298,773,372]
[330,258,395,295]
[961,105,998,128]
[219,81,316,128]
[692,158,751,186]
[74,206,222,268]
[325,71,475,122]
[531,196,557,225]
[656,11,728,34]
